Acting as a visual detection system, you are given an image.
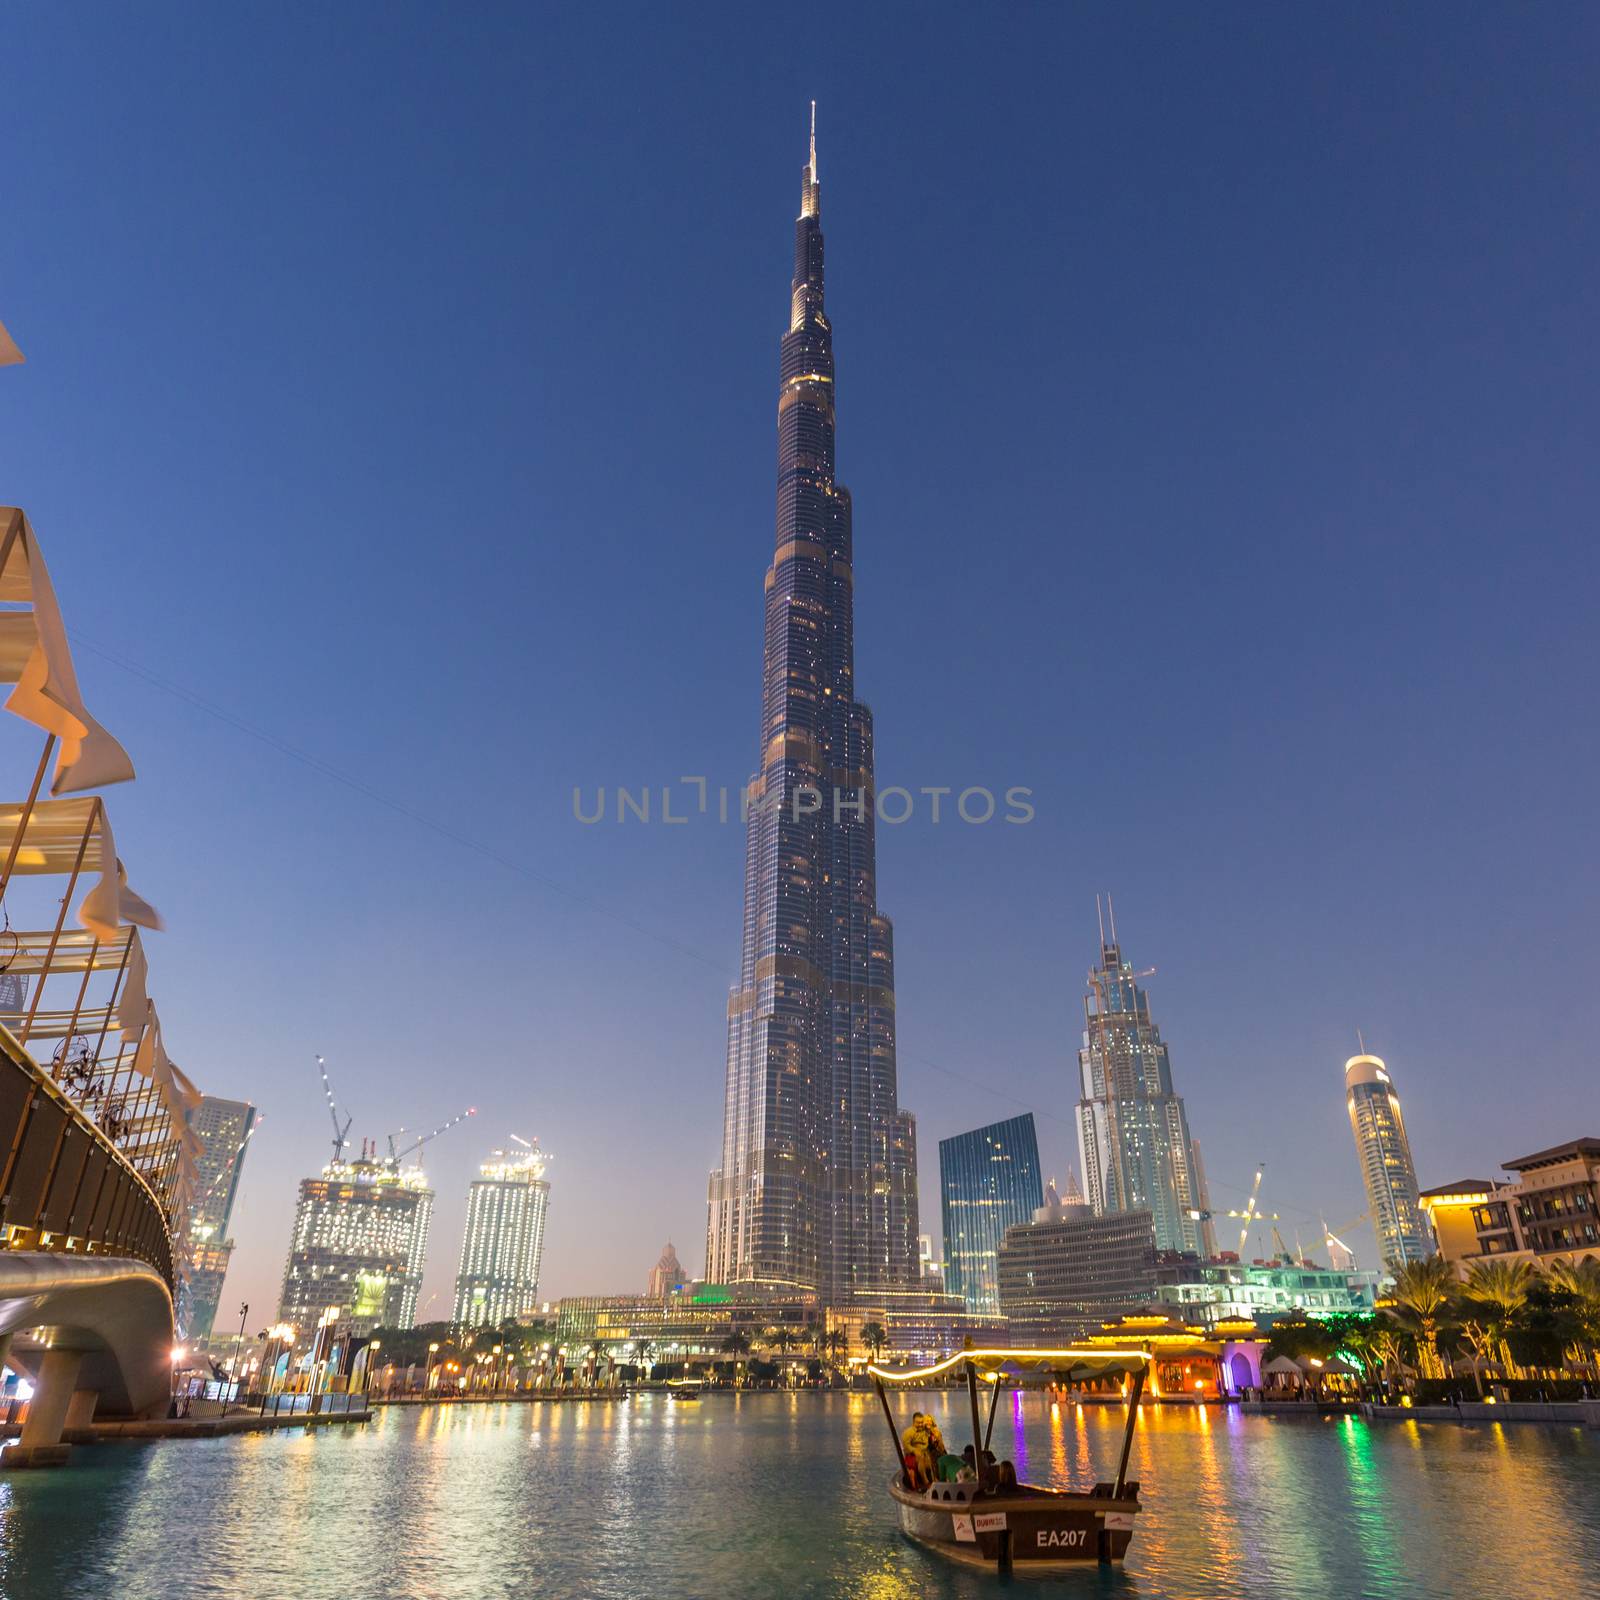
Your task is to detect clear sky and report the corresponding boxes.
[3,4,1597,1327]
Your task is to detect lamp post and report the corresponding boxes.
[229,1302,249,1405]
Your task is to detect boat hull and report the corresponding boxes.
[891,1478,1138,1571]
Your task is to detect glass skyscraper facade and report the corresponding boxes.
[181,1094,256,1341]
[1076,933,1203,1256]
[939,1114,1044,1315]
[706,113,919,1300]
[452,1145,551,1328]
[1344,1053,1431,1272]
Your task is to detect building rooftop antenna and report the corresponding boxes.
[315,1055,353,1165]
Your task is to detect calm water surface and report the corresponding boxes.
[2,1393,1597,1599]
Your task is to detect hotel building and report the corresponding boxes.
[452,1144,551,1328]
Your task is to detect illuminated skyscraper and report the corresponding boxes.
[1076,918,1203,1257]
[181,1094,257,1341]
[1344,1053,1431,1272]
[706,110,919,1299]
[278,1147,434,1335]
[452,1144,551,1328]
[940,1114,1044,1315]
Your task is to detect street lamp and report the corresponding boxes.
[425,1341,441,1395]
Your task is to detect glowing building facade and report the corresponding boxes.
[939,1114,1044,1315]
[278,1151,434,1335]
[1344,1053,1430,1272]
[1076,932,1202,1256]
[181,1094,257,1341]
[452,1145,551,1328]
[706,112,919,1300]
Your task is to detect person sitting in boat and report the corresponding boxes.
[902,1414,942,1489]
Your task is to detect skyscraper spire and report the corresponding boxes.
[808,100,818,186]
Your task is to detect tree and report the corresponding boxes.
[1384,1257,1456,1380]
[1546,1258,1600,1372]
[720,1329,752,1384]
[861,1322,888,1362]
[631,1338,656,1380]
[1457,1257,1535,1379]
[768,1324,798,1380]
[826,1328,849,1366]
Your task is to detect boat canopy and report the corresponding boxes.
[868,1348,1151,1386]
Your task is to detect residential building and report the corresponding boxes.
[1076,920,1203,1255]
[1422,1138,1600,1270]
[181,1094,256,1342]
[705,111,919,1300]
[278,1146,433,1336]
[940,1114,1044,1315]
[1344,1053,1431,1272]
[997,1199,1157,1343]
[452,1144,551,1328]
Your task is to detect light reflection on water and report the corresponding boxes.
[0,1395,1595,1599]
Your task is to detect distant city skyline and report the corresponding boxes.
[5,7,1595,1324]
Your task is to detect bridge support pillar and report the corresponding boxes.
[2,1347,84,1468]
[65,1387,100,1429]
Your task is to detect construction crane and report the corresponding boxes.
[386,1105,477,1166]
[1228,1165,1280,1259]
[315,1055,353,1164]
[1322,1209,1372,1268]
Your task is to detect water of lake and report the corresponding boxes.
[2,1392,1597,1599]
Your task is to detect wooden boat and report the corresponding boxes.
[869,1348,1150,1574]
[666,1379,703,1402]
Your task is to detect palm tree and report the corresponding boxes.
[826,1328,848,1369]
[1546,1258,1600,1373]
[1459,1257,1535,1378]
[768,1324,797,1383]
[720,1330,752,1385]
[861,1322,888,1363]
[1384,1256,1455,1380]
[631,1338,656,1382]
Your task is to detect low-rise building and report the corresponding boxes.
[996,1201,1157,1343]
[1422,1138,1600,1271]
[1148,1259,1380,1331]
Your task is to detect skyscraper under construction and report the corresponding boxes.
[706,112,919,1299]
[1076,911,1203,1257]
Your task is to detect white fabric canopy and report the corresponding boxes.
[0,796,162,938]
[0,507,135,794]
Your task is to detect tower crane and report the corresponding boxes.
[315,1055,353,1165]
[385,1105,477,1166]
[1227,1165,1280,1259]
[1322,1209,1372,1268]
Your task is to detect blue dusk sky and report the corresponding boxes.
[2,4,1596,1321]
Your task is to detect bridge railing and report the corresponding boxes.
[0,1021,173,1288]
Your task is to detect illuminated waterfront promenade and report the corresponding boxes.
[0,1395,1595,1598]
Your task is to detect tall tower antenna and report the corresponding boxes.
[808,100,817,185]
[1357,1027,1367,1054]
[1107,892,1119,945]
[1096,894,1105,947]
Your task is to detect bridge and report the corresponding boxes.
[0,480,197,1463]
